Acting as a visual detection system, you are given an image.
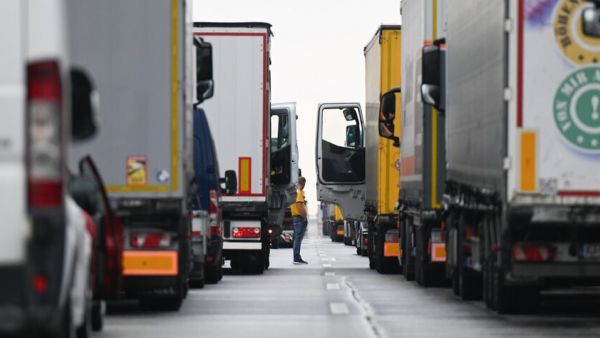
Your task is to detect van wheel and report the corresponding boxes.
[76,292,92,338]
[91,300,103,332]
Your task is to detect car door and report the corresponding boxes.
[79,156,123,298]
[316,103,366,220]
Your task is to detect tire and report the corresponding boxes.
[205,263,222,284]
[368,223,376,270]
[75,287,93,338]
[46,300,75,338]
[91,300,103,332]
[375,225,401,274]
[271,236,280,249]
[458,213,482,300]
[189,277,205,289]
[139,296,183,312]
[415,224,434,286]
[242,251,265,274]
[402,218,415,281]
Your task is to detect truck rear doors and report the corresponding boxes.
[315,103,366,220]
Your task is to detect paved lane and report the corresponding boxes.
[100,220,600,338]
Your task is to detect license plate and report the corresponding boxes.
[582,244,600,259]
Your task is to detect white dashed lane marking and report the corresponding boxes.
[329,302,350,315]
[326,283,340,290]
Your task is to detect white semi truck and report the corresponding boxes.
[195,23,298,273]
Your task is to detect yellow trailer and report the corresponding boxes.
[364,26,402,273]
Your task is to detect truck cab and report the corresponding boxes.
[0,0,98,336]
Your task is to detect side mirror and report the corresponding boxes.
[421,42,445,111]
[345,125,360,148]
[194,37,214,104]
[220,170,237,195]
[421,84,440,107]
[71,68,98,141]
[378,88,401,147]
[583,1,600,38]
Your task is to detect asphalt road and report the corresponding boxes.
[99,220,600,338]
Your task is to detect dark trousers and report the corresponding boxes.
[292,216,307,261]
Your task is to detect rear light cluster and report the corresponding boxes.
[208,189,222,237]
[512,243,556,262]
[27,60,64,208]
[385,230,399,243]
[130,231,171,248]
[232,227,260,239]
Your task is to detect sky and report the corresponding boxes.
[194,0,402,214]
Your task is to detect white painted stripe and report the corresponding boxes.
[330,257,337,262]
[222,242,262,250]
[324,272,335,277]
[326,283,340,290]
[329,302,350,315]
[322,263,332,268]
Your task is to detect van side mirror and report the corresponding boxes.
[71,68,98,141]
[583,1,600,37]
[378,88,401,147]
[194,37,214,104]
[421,41,445,112]
[220,170,237,195]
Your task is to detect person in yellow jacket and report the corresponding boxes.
[291,177,308,264]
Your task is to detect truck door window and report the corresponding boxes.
[320,107,365,183]
[271,113,291,184]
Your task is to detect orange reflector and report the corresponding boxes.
[239,157,251,194]
[431,243,447,262]
[336,229,344,235]
[384,242,400,257]
[122,250,178,276]
[520,131,537,193]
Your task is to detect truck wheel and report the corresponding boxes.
[402,218,415,281]
[271,237,280,249]
[140,295,183,312]
[205,264,221,284]
[243,252,265,274]
[458,213,482,300]
[368,223,376,269]
[415,224,432,286]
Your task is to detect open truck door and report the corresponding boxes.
[315,103,366,220]
[268,103,299,234]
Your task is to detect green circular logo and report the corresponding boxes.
[554,67,600,152]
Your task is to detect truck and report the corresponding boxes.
[67,0,213,310]
[0,0,99,335]
[316,26,402,274]
[363,26,403,273]
[384,0,600,313]
[382,0,448,285]
[195,23,298,273]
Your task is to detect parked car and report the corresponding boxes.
[70,156,124,331]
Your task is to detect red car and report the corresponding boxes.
[71,156,124,331]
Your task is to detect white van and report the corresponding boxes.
[0,0,98,336]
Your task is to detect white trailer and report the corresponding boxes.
[195,23,274,273]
